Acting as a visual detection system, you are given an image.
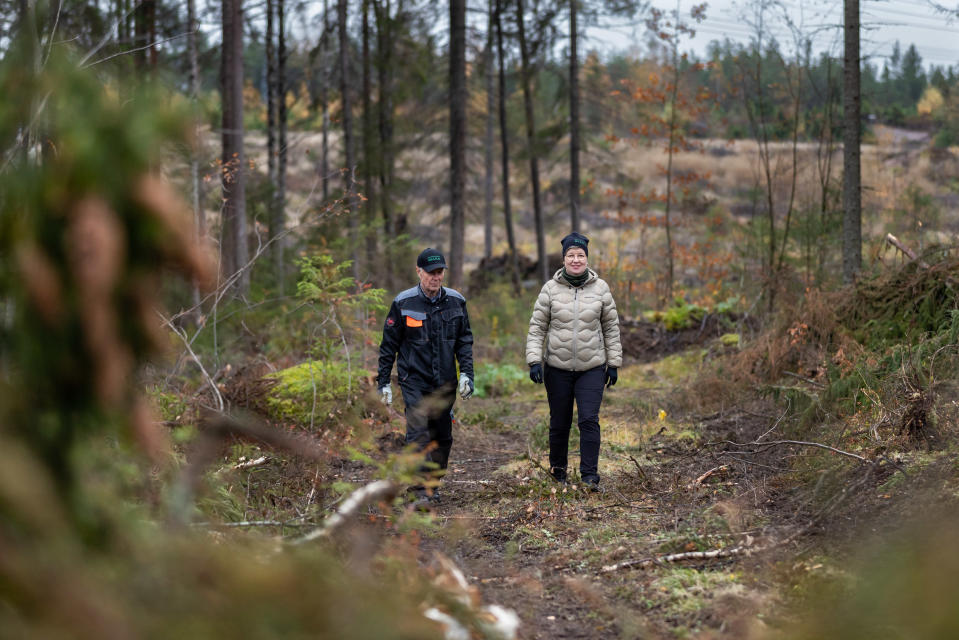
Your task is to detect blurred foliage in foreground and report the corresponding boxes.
[0,48,212,538]
[0,50,445,638]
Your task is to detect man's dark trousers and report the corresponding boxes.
[543,364,605,480]
[401,383,456,472]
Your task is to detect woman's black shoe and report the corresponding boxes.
[582,476,601,492]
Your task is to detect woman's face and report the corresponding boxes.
[564,248,588,275]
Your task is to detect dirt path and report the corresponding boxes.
[397,394,786,639]
[425,417,614,640]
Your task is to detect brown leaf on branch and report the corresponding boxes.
[133,174,217,290]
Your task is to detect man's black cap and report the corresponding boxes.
[417,247,447,272]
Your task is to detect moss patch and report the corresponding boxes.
[265,360,371,427]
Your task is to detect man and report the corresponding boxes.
[377,247,474,504]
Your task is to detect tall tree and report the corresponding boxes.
[221,0,249,294]
[900,44,925,105]
[374,0,397,290]
[274,0,288,289]
[266,0,277,211]
[484,0,495,261]
[187,0,205,313]
[811,51,839,285]
[338,0,359,280]
[134,0,156,70]
[321,0,330,202]
[362,0,377,272]
[495,0,521,293]
[516,0,548,283]
[449,0,467,288]
[661,8,680,299]
[842,0,861,283]
[568,0,581,232]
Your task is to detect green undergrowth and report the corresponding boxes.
[652,567,743,616]
[643,296,740,331]
[839,256,959,350]
[265,360,372,427]
[473,362,527,398]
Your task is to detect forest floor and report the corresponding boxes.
[326,349,870,639]
[215,259,959,638]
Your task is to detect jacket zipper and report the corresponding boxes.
[572,286,579,370]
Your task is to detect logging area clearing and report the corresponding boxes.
[203,256,959,639]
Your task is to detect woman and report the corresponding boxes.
[525,232,622,490]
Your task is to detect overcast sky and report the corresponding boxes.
[586,0,958,70]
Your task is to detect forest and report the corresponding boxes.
[2,0,959,637]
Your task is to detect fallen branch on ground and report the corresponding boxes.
[627,454,652,485]
[886,233,928,268]
[292,479,398,544]
[706,438,869,463]
[691,465,728,487]
[230,455,270,471]
[527,442,550,477]
[169,412,331,525]
[192,519,312,528]
[603,459,882,574]
[601,540,760,573]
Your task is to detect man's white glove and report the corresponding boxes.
[379,385,392,405]
[458,374,473,400]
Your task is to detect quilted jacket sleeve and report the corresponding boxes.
[601,283,622,368]
[525,284,551,366]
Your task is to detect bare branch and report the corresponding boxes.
[706,438,869,463]
[782,371,826,388]
[159,312,225,413]
[886,233,929,268]
[601,539,762,573]
[192,519,312,528]
[82,32,191,69]
[230,455,270,471]
[292,480,398,544]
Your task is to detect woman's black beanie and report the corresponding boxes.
[561,232,589,257]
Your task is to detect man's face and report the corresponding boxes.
[417,266,445,296]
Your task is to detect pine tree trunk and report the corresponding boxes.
[483,0,495,261]
[221,0,249,294]
[275,0,287,291]
[568,0,581,233]
[321,0,330,202]
[449,0,467,288]
[842,0,862,284]
[147,0,156,69]
[362,0,377,275]
[495,0,521,294]
[133,0,148,68]
[516,0,547,283]
[375,0,396,290]
[115,0,126,50]
[187,0,205,314]
[338,0,359,281]
[266,0,277,198]
[664,49,679,302]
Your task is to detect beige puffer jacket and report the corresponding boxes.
[525,268,622,371]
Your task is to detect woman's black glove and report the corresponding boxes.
[529,363,543,384]
[605,366,618,388]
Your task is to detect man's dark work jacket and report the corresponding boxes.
[378,285,474,391]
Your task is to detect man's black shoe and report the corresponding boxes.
[408,486,441,511]
[550,467,567,484]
